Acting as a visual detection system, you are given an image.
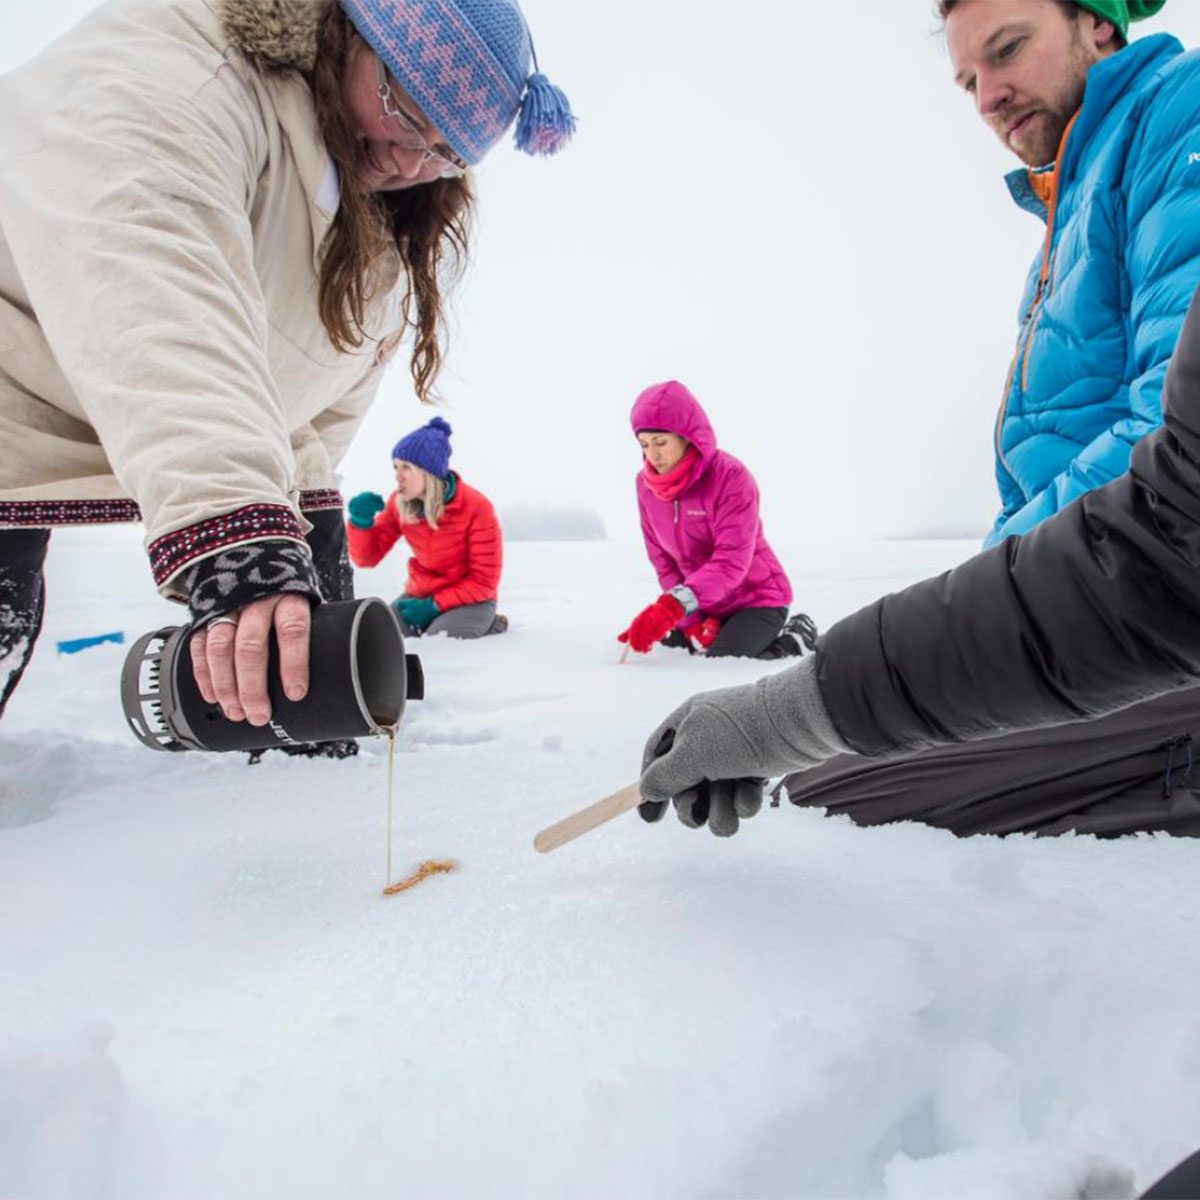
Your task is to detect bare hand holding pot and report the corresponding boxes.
[189,593,312,724]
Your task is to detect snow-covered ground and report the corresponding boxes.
[2,528,1199,1200]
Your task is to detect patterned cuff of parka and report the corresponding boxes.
[179,540,322,623]
[147,503,312,598]
[147,503,309,586]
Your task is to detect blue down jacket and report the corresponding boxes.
[986,33,1200,547]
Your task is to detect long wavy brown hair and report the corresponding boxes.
[311,3,473,403]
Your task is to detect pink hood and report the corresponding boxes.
[631,380,718,466]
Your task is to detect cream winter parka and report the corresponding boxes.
[0,0,402,597]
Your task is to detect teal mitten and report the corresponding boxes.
[347,491,385,529]
[394,595,439,632]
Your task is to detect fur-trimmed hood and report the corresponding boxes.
[219,0,329,72]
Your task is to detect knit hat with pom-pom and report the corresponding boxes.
[341,0,576,165]
[392,416,453,479]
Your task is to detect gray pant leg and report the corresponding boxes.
[424,600,498,639]
[782,685,1200,837]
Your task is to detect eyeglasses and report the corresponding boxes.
[375,56,468,179]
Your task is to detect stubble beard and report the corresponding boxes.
[1011,46,1092,167]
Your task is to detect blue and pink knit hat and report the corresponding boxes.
[340,0,575,166]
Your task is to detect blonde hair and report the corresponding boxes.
[394,463,447,529]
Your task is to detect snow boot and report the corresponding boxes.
[784,611,819,651]
[659,628,693,652]
[756,612,819,661]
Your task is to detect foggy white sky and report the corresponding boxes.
[7,1,1198,543]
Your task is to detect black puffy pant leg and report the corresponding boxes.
[706,607,788,659]
[305,508,354,604]
[0,528,51,721]
[1141,1148,1200,1199]
[781,685,1200,837]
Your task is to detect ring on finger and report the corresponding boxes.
[208,615,239,629]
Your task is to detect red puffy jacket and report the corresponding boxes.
[346,475,502,609]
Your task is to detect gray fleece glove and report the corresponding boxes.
[639,655,849,836]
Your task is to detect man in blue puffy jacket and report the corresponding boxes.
[942,0,1196,546]
[767,0,1200,836]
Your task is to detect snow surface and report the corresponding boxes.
[3,528,1200,1200]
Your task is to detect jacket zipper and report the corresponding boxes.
[674,499,679,525]
[994,111,1079,481]
[1019,219,1059,394]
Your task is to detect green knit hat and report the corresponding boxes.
[1077,0,1167,38]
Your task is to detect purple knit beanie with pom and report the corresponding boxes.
[340,0,576,165]
[392,416,453,479]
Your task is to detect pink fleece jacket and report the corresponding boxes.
[631,380,792,617]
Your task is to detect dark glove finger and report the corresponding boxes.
[641,727,675,772]
[673,784,709,830]
[734,778,765,819]
[706,778,741,837]
[638,799,669,824]
[639,728,677,824]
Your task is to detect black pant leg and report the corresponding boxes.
[1141,1148,1200,1199]
[0,528,51,720]
[706,607,788,659]
[783,685,1200,837]
[304,508,354,603]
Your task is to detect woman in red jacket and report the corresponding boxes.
[346,417,505,638]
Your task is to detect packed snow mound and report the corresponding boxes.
[501,504,606,541]
[4,533,1200,1198]
[0,1025,135,1199]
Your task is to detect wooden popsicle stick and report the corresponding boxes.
[533,781,642,854]
[619,644,630,664]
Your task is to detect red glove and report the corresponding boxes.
[688,616,722,652]
[618,594,686,653]
[677,612,720,650]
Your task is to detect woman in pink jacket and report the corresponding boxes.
[619,380,816,660]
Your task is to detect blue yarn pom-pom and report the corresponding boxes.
[427,416,452,436]
[514,73,576,157]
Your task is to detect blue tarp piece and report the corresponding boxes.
[56,631,125,655]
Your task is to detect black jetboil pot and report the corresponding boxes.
[120,597,424,752]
